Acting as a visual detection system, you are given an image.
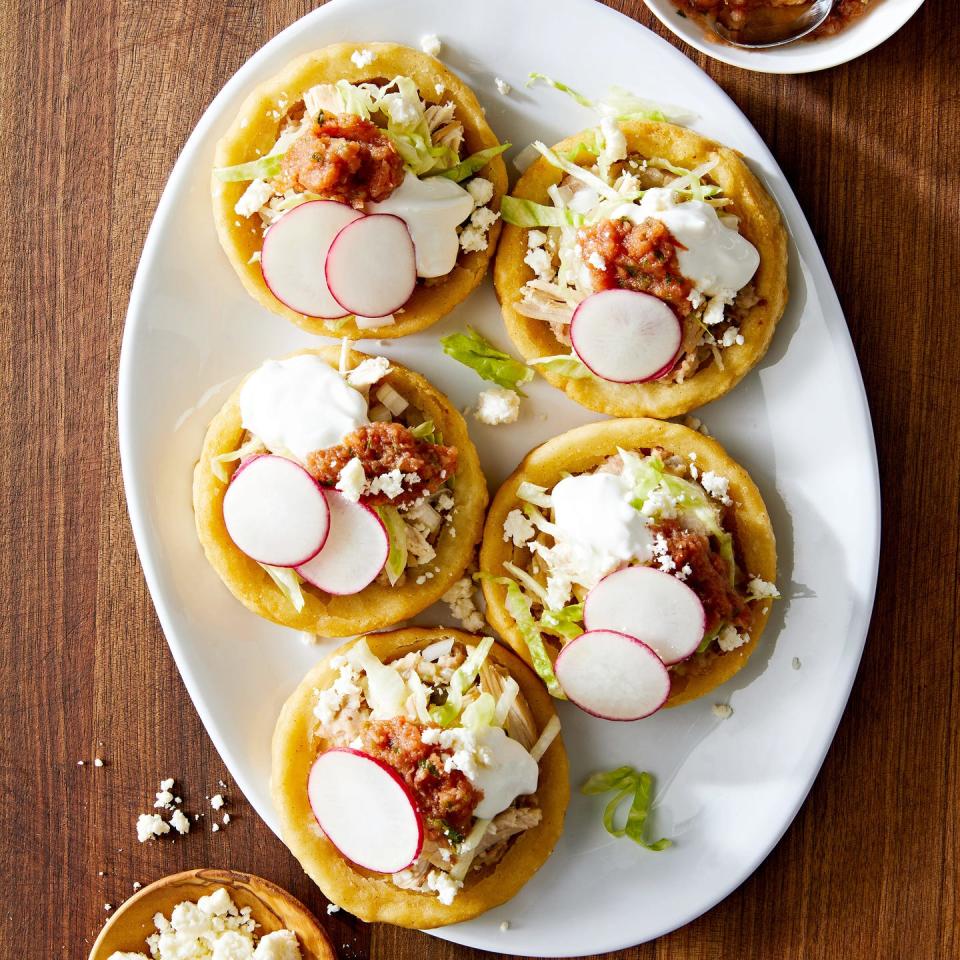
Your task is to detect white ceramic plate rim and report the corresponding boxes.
[118,0,881,953]
[643,0,925,73]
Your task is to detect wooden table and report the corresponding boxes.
[2,1,955,957]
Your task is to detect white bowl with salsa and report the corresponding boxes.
[643,0,926,73]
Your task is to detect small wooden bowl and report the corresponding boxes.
[88,868,336,960]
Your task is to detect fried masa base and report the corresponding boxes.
[192,346,488,637]
[479,418,777,707]
[271,627,570,927]
[212,42,508,339]
[493,120,789,418]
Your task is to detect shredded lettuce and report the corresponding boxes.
[213,154,283,183]
[430,636,495,727]
[441,327,534,395]
[503,561,549,606]
[529,714,562,762]
[407,670,433,724]
[527,73,595,109]
[485,576,565,700]
[696,622,722,654]
[648,158,722,202]
[516,481,552,508]
[211,436,266,484]
[461,692,497,731]
[375,506,408,586]
[532,141,620,200]
[449,817,493,881]
[529,354,595,380]
[409,419,439,443]
[528,72,695,125]
[581,766,672,851]
[494,676,520,726]
[501,196,584,228]
[431,143,510,182]
[348,638,410,719]
[539,603,584,642]
[260,564,305,613]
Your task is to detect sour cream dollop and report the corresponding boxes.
[430,725,538,819]
[551,472,653,562]
[615,188,760,297]
[368,172,474,279]
[239,355,369,462]
[472,726,538,819]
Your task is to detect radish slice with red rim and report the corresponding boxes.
[555,629,671,721]
[222,454,330,567]
[261,200,364,318]
[325,214,417,318]
[570,289,682,383]
[584,565,706,665]
[308,748,424,874]
[296,489,389,595]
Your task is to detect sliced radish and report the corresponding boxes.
[570,289,682,383]
[296,490,388,595]
[308,748,423,874]
[555,630,671,721]
[326,214,417,318]
[222,455,330,567]
[584,566,706,665]
[261,200,364,318]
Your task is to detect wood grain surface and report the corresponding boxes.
[1,1,956,958]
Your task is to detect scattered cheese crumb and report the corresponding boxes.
[426,868,463,905]
[420,34,442,57]
[367,468,404,500]
[170,809,191,835]
[133,881,142,891]
[345,355,390,388]
[712,703,733,720]
[335,457,366,503]
[466,177,494,207]
[524,245,553,278]
[94,757,104,767]
[587,251,606,271]
[223,813,231,825]
[211,823,220,833]
[503,508,535,547]
[442,577,485,633]
[104,903,112,911]
[717,625,749,652]
[350,48,375,69]
[326,903,341,915]
[700,470,732,506]
[499,921,511,932]
[210,794,225,811]
[77,760,85,766]
[747,577,781,600]
[136,813,171,843]
[474,386,520,425]
[235,178,274,218]
[495,77,512,96]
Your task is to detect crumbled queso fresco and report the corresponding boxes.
[105,887,302,960]
[441,576,485,633]
[473,387,520,425]
[419,34,442,57]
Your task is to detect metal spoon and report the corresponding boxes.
[712,0,835,48]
